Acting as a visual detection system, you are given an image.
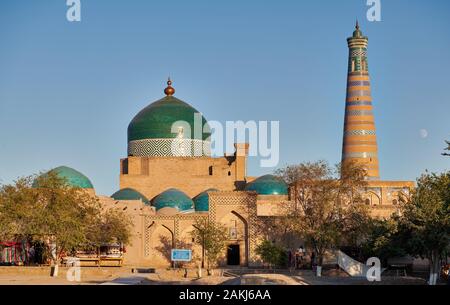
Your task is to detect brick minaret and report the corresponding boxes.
[342,22,380,179]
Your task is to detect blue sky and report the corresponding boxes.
[0,0,449,195]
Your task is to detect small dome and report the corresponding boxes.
[193,189,219,212]
[353,28,362,38]
[245,175,288,195]
[33,166,94,189]
[111,188,149,204]
[152,188,194,214]
[351,21,366,39]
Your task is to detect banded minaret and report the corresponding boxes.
[342,22,380,179]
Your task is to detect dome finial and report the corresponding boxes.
[356,19,359,30]
[164,77,175,96]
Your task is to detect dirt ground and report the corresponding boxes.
[0,266,430,285]
[0,266,127,285]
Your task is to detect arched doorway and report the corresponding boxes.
[149,225,174,267]
[227,245,240,265]
[219,211,249,267]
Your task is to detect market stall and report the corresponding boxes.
[0,241,30,265]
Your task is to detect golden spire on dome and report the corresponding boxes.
[164,77,175,96]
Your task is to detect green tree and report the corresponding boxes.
[191,218,228,274]
[88,209,133,249]
[255,240,286,268]
[360,218,407,265]
[276,160,370,275]
[0,176,37,242]
[399,172,450,285]
[0,172,132,265]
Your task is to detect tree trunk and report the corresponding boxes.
[207,260,211,276]
[428,251,440,285]
[201,237,205,269]
[316,255,323,277]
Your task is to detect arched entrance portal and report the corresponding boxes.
[149,224,174,267]
[220,211,249,267]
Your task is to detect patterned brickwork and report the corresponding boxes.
[342,24,380,179]
[143,213,207,258]
[209,192,259,266]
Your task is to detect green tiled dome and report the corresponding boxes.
[111,188,149,204]
[245,175,288,195]
[193,189,219,212]
[128,96,210,142]
[152,188,194,213]
[34,166,94,189]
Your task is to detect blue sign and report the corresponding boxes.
[171,249,192,262]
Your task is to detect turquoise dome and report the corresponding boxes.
[193,189,219,212]
[111,188,149,204]
[245,175,288,195]
[128,95,210,142]
[152,188,194,213]
[33,166,94,189]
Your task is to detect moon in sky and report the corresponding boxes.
[419,129,428,139]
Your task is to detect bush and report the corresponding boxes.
[256,240,287,268]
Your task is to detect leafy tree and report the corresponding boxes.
[0,172,132,265]
[191,218,228,274]
[255,240,287,268]
[340,202,372,250]
[275,160,370,274]
[360,218,407,265]
[87,209,133,249]
[0,176,37,242]
[399,172,450,285]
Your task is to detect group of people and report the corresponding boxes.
[287,246,317,270]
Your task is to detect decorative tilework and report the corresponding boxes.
[351,49,367,57]
[128,138,211,157]
[342,152,378,158]
[345,110,373,116]
[346,101,372,106]
[209,192,259,266]
[348,81,370,87]
[344,130,376,136]
[349,72,369,76]
[346,90,371,98]
[143,214,208,258]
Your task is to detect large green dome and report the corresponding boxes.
[152,188,194,214]
[245,175,288,195]
[128,96,210,142]
[33,166,94,189]
[127,80,211,157]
